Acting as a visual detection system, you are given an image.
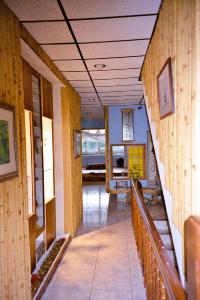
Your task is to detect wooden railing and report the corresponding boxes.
[131,180,186,300]
[185,216,200,299]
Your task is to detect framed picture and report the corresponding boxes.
[122,108,134,141]
[74,130,81,158]
[127,144,146,180]
[0,102,18,181]
[157,57,174,119]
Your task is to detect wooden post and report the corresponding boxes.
[185,216,200,300]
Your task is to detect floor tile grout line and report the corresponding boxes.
[89,242,100,299]
[124,207,135,300]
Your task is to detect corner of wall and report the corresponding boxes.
[143,84,185,286]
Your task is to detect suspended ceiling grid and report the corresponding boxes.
[5,0,161,119]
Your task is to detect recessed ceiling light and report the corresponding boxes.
[94,64,106,70]
[88,98,95,102]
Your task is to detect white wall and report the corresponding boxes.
[53,85,65,237]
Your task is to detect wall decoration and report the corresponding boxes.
[147,131,157,184]
[74,130,81,158]
[122,108,134,141]
[128,144,146,179]
[157,57,174,119]
[0,102,18,181]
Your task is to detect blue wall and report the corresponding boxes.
[108,105,149,189]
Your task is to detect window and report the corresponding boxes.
[82,129,105,155]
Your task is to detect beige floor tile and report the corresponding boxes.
[90,289,133,300]
[42,184,147,300]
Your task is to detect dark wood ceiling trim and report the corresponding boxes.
[69,13,158,21]
[61,67,141,72]
[57,0,103,109]
[69,76,139,82]
[139,1,163,80]
[20,13,158,23]
[39,38,150,46]
[98,89,143,93]
[96,84,142,88]
[53,54,145,61]
[20,24,76,92]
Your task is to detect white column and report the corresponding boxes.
[53,85,65,237]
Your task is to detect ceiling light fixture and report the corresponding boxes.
[94,64,106,70]
[88,98,96,102]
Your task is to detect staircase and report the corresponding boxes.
[142,186,178,270]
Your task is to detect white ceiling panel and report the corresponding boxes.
[75,86,95,93]
[41,44,81,60]
[97,85,143,93]
[86,57,144,70]
[69,81,92,88]
[100,96,142,101]
[71,16,156,43]
[23,22,73,44]
[90,68,140,80]
[102,100,139,105]
[78,92,97,98]
[63,72,90,81]
[99,87,143,97]
[80,40,148,59]
[61,0,161,19]
[5,0,63,21]
[100,91,143,98]
[54,60,86,71]
[94,78,141,87]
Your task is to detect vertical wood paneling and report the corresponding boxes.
[0,2,31,299]
[142,0,200,232]
[61,87,82,236]
[45,197,56,249]
[42,77,53,119]
[22,59,32,111]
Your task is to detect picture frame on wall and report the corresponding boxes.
[157,57,174,119]
[74,130,82,158]
[121,108,134,141]
[0,102,18,181]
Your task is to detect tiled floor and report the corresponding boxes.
[42,184,146,300]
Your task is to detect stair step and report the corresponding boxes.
[166,250,177,268]
[154,220,169,234]
[160,234,173,250]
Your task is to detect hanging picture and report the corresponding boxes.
[74,130,82,158]
[122,108,134,141]
[147,131,157,184]
[0,102,18,181]
[157,57,174,119]
[127,144,146,179]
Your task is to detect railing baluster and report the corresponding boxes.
[131,182,186,300]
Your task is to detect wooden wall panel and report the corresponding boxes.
[61,87,82,236]
[0,2,31,299]
[22,59,32,111]
[141,0,200,232]
[42,77,53,119]
[45,197,56,249]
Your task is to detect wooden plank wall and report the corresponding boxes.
[141,0,200,232]
[61,87,82,236]
[0,2,31,299]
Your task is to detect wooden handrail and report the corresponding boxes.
[131,180,186,300]
[185,216,200,299]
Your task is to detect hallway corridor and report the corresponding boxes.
[42,185,146,300]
